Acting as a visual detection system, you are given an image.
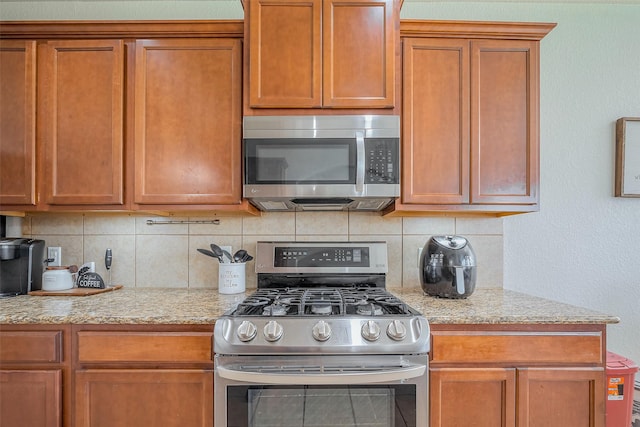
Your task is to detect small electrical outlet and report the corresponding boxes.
[47,246,62,266]
[221,246,232,263]
[417,247,423,268]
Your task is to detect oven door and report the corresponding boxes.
[214,354,428,427]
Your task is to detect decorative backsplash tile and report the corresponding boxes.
[17,212,504,290]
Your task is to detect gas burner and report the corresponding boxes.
[263,303,288,316]
[356,303,383,316]
[311,302,333,315]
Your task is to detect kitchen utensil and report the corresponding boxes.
[210,244,232,263]
[420,235,477,299]
[42,265,78,291]
[198,248,223,263]
[233,249,248,263]
[105,248,112,286]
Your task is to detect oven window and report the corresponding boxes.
[245,139,356,184]
[227,385,416,427]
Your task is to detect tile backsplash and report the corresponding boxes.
[15,212,504,290]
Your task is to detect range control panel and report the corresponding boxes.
[274,246,369,267]
[255,241,388,274]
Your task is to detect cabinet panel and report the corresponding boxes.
[0,369,61,427]
[431,331,603,365]
[0,330,62,363]
[134,39,242,205]
[248,0,322,108]
[39,39,124,205]
[471,40,539,205]
[323,0,395,108]
[430,368,516,427]
[77,331,213,364]
[401,38,469,204]
[247,0,395,109]
[75,369,213,427]
[517,368,605,427]
[0,40,36,206]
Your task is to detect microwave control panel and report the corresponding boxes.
[365,139,399,184]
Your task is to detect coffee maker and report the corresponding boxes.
[420,235,477,299]
[0,238,46,297]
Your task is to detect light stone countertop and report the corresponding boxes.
[0,287,619,325]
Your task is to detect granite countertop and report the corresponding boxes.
[0,287,619,325]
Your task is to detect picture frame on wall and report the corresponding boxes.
[615,117,640,197]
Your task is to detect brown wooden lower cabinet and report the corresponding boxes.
[0,369,61,427]
[74,369,213,427]
[518,368,605,427]
[2,323,608,427]
[431,368,516,427]
[429,325,606,427]
[0,325,69,427]
[431,367,604,427]
[72,325,214,427]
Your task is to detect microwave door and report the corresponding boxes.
[244,138,357,188]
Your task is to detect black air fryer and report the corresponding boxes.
[420,235,477,299]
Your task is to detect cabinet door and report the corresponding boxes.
[39,40,124,205]
[248,0,322,108]
[430,367,516,427]
[0,40,37,207]
[401,38,469,204]
[517,368,605,427]
[134,39,242,205]
[75,369,213,427]
[323,0,395,108]
[471,39,539,205]
[0,369,61,427]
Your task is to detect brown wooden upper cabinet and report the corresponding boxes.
[246,0,397,109]
[134,38,242,206]
[0,40,37,208]
[388,21,555,216]
[39,39,125,206]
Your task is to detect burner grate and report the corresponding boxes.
[232,286,416,317]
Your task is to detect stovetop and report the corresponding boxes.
[215,285,430,356]
[231,286,419,317]
[213,241,430,356]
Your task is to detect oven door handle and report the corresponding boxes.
[216,365,426,385]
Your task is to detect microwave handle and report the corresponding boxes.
[217,364,426,385]
[356,131,365,194]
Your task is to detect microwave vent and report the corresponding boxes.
[354,199,391,210]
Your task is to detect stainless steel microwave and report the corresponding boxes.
[243,115,400,211]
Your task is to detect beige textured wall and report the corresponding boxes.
[19,213,504,290]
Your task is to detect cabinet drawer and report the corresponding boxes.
[431,331,603,365]
[77,331,213,364]
[0,331,62,363]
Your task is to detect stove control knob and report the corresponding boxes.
[361,320,381,342]
[263,320,284,342]
[386,320,407,341]
[236,320,257,342]
[312,320,332,342]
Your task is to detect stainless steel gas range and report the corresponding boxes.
[214,241,430,427]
